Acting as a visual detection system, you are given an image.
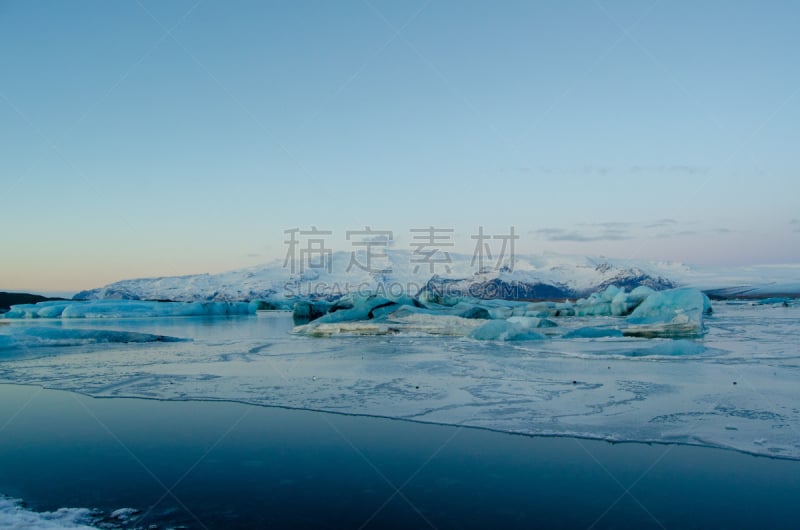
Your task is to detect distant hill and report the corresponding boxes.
[0,292,67,312]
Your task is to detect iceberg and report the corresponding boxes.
[624,288,712,338]
[292,300,336,324]
[611,285,654,315]
[289,287,717,341]
[573,285,622,317]
[310,294,416,324]
[562,327,623,339]
[4,300,257,319]
[573,285,655,317]
[755,297,792,306]
[377,303,491,321]
[506,316,558,328]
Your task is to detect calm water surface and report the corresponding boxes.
[1,383,799,529]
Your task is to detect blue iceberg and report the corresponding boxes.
[624,288,712,338]
[562,327,624,339]
[4,300,257,319]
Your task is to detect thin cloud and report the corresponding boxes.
[643,218,678,229]
[535,229,632,242]
[530,228,566,236]
[577,221,632,229]
[654,230,697,239]
[628,165,706,175]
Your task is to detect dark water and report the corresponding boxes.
[0,384,798,529]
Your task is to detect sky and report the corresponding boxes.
[1,0,799,293]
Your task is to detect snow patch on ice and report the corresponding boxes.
[0,496,99,529]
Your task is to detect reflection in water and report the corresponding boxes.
[0,384,799,529]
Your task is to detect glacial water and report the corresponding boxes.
[1,302,799,528]
[1,302,798,460]
[1,384,799,529]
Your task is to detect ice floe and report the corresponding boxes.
[0,500,95,529]
[4,300,256,319]
[0,327,184,352]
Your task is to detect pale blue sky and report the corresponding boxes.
[2,0,799,291]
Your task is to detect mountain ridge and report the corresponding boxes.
[73,251,687,303]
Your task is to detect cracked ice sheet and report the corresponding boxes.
[1,303,799,459]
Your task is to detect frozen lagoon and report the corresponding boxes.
[1,383,800,529]
[1,301,798,461]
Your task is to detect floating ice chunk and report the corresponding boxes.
[313,295,398,324]
[513,301,575,318]
[562,327,623,339]
[755,297,792,306]
[609,291,631,316]
[307,294,419,324]
[629,285,656,303]
[507,316,558,328]
[4,300,254,319]
[486,299,536,312]
[0,327,185,351]
[574,297,611,316]
[3,301,73,319]
[253,299,294,311]
[572,285,658,318]
[612,286,654,316]
[601,285,622,300]
[427,298,531,320]
[292,300,336,324]
[624,288,712,338]
[469,320,547,341]
[35,304,70,318]
[380,303,490,321]
[574,286,619,316]
[486,306,513,319]
[440,302,492,319]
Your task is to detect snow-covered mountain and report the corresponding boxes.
[74,250,697,303]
